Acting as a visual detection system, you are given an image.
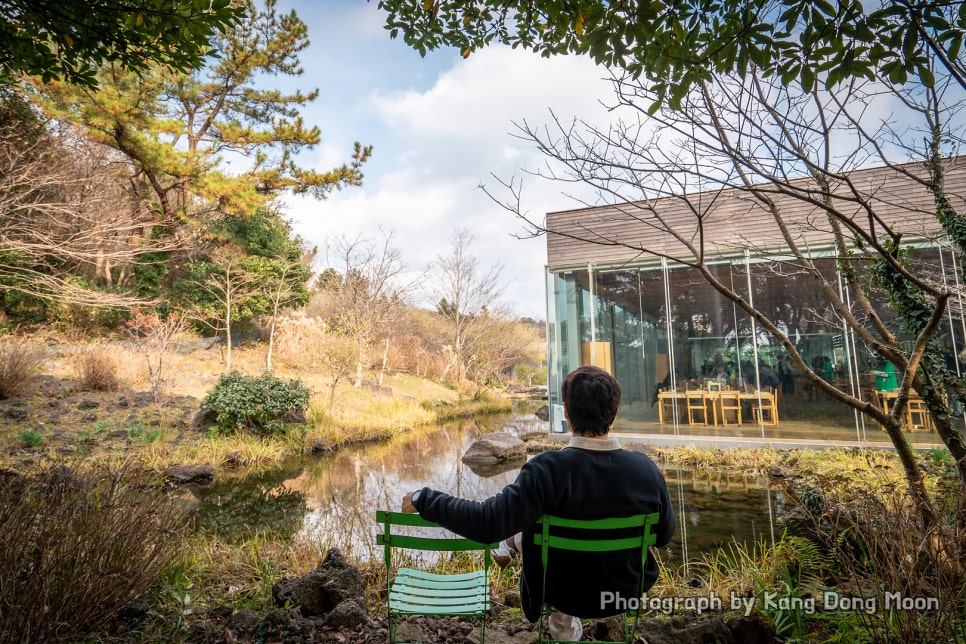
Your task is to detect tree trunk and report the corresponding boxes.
[379,336,390,386]
[353,356,363,387]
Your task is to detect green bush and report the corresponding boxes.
[202,370,310,435]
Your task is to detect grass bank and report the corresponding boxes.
[4,443,961,642]
[0,350,514,473]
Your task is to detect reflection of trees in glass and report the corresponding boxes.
[187,464,307,543]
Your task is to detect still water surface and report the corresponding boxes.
[187,413,788,569]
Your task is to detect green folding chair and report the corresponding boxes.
[534,512,660,644]
[376,510,498,644]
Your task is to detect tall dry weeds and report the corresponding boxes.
[789,485,966,643]
[0,340,42,399]
[73,343,121,391]
[0,465,188,642]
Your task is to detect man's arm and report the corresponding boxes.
[403,461,550,544]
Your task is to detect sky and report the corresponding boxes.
[274,0,617,319]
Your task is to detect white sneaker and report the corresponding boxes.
[548,612,583,641]
[491,539,517,568]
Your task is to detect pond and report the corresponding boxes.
[184,412,789,571]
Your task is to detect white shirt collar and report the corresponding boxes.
[567,435,622,451]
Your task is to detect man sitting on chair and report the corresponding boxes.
[403,366,676,641]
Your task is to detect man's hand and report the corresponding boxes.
[402,491,417,513]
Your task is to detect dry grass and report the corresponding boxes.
[787,487,966,643]
[0,339,42,399]
[142,432,299,473]
[73,342,122,391]
[0,464,187,642]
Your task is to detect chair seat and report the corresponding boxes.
[376,510,496,643]
[388,568,490,615]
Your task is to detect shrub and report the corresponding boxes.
[18,430,42,447]
[0,465,187,642]
[202,370,310,435]
[0,340,41,399]
[73,343,121,391]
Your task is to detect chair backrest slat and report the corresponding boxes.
[533,534,647,552]
[377,534,493,551]
[537,512,660,601]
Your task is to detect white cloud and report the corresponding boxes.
[286,46,616,319]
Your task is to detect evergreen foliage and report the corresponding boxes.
[202,371,310,435]
[0,0,241,88]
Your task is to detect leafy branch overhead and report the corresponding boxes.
[0,0,243,88]
[376,0,966,108]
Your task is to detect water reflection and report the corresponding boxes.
[184,415,782,566]
[180,462,307,542]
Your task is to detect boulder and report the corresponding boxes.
[637,615,736,644]
[190,407,218,430]
[767,465,792,479]
[321,599,368,628]
[395,622,429,643]
[534,405,550,420]
[3,407,27,421]
[227,608,259,637]
[725,611,777,644]
[164,463,215,486]
[467,627,533,644]
[260,607,313,636]
[464,457,525,477]
[461,432,527,465]
[282,408,308,424]
[637,612,777,644]
[272,548,367,621]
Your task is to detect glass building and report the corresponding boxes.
[543,162,966,443]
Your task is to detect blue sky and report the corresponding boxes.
[274,0,616,318]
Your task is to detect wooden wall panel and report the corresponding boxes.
[546,160,966,269]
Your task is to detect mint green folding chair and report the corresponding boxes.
[534,512,660,644]
[376,510,498,644]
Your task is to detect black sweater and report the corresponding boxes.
[412,437,676,622]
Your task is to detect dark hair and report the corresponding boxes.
[561,366,621,436]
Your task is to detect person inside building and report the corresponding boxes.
[873,356,898,392]
[402,366,676,641]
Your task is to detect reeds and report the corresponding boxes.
[73,342,121,391]
[0,339,41,399]
[0,464,187,642]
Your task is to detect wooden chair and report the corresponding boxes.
[376,510,498,644]
[685,390,709,425]
[718,390,742,426]
[657,389,686,424]
[533,513,660,644]
[749,387,779,426]
[906,396,932,431]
